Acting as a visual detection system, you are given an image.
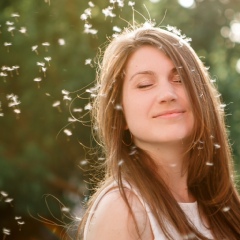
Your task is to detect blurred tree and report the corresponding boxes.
[0,0,239,239]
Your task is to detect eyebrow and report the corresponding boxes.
[129,70,155,81]
[129,68,177,81]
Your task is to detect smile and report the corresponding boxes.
[153,110,185,119]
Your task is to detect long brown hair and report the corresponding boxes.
[78,25,240,239]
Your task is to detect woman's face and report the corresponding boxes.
[122,45,194,151]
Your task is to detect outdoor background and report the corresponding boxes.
[0,0,240,239]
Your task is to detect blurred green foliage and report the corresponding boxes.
[0,0,240,239]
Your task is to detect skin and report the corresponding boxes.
[86,45,195,239]
[122,45,195,202]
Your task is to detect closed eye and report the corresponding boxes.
[138,84,153,89]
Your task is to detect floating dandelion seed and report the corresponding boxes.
[58,38,65,46]
[6,21,14,26]
[63,129,72,136]
[15,216,22,220]
[85,58,92,66]
[114,104,122,110]
[1,191,8,197]
[84,103,92,110]
[17,221,25,231]
[118,159,124,166]
[52,101,61,112]
[61,207,70,212]
[34,77,42,88]
[214,143,221,149]
[62,89,69,95]
[42,67,47,77]
[3,228,10,237]
[80,13,88,21]
[222,206,230,212]
[7,94,21,107]
[14,109,21,114]
[113,26,122,32]
[19,27,27,34]
[63,95,72,101]
[11,13,20,22]
[102,6,116,18]
[7,26,15,36]
[42,42,50,51]
[13,66,20,75]
[4,42,12,52]
[80,160,88,165]
[44,57,52,66]
[32,45,38,54]
[88,1,95,7]
[206,162,214,166]
[73,108,82,112]
[128,1,135,7]
[5,198,13,206]
[68,117,77,122]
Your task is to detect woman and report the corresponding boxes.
[78,24,240,239]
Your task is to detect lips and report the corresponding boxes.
[153,109,185,118]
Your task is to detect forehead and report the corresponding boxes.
[124,45,174,74]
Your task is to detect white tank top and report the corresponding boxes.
[83,182,213,240]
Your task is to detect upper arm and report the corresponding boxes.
[85,189,153,240]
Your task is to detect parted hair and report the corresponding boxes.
[78,24,240,239]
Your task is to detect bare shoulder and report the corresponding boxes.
[85,188,154,240]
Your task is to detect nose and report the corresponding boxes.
[156,81,177,103]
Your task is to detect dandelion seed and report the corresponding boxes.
[84,103,92,110]
[14,109,21,114]
[118,159,124,166]
[7,26,15,36]
[58,38,65,45]
[63,129,72,136]
[15,216,22,220]
[37,62,45,67]
[13,66,20,75]
[61,207,70,212]
[128,1,135,7]
[85,58,92,66]
[52,101,60,107]
[6,21,14,26]
[17,221,25,231]
[5,198,13,204]
[11,13,20,22]
[1,191,8,197]
[206,162,214,166]
[42,42,50,51]
[68,117,77,122]
[63,95,72,101]
[102,6,116,18]
[42,67,47,77]
[0,113,3,117]
[80,13,88,21]
[19,27,27,34]
[44,57,52,66]
[4,42,12,52]
[113,26,121,32]
[34,78,42,88]
[3,228,10,235]
[73,108,82,112]
[80,160,88,165]
[114,104,122,110]
[52,101,62,112]
[222,206,230,212]
[98,157,105,161]
[88,1,95,7]
[32,45,38,54]
[214,143,221,149]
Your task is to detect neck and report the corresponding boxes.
[139,141,195,203]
